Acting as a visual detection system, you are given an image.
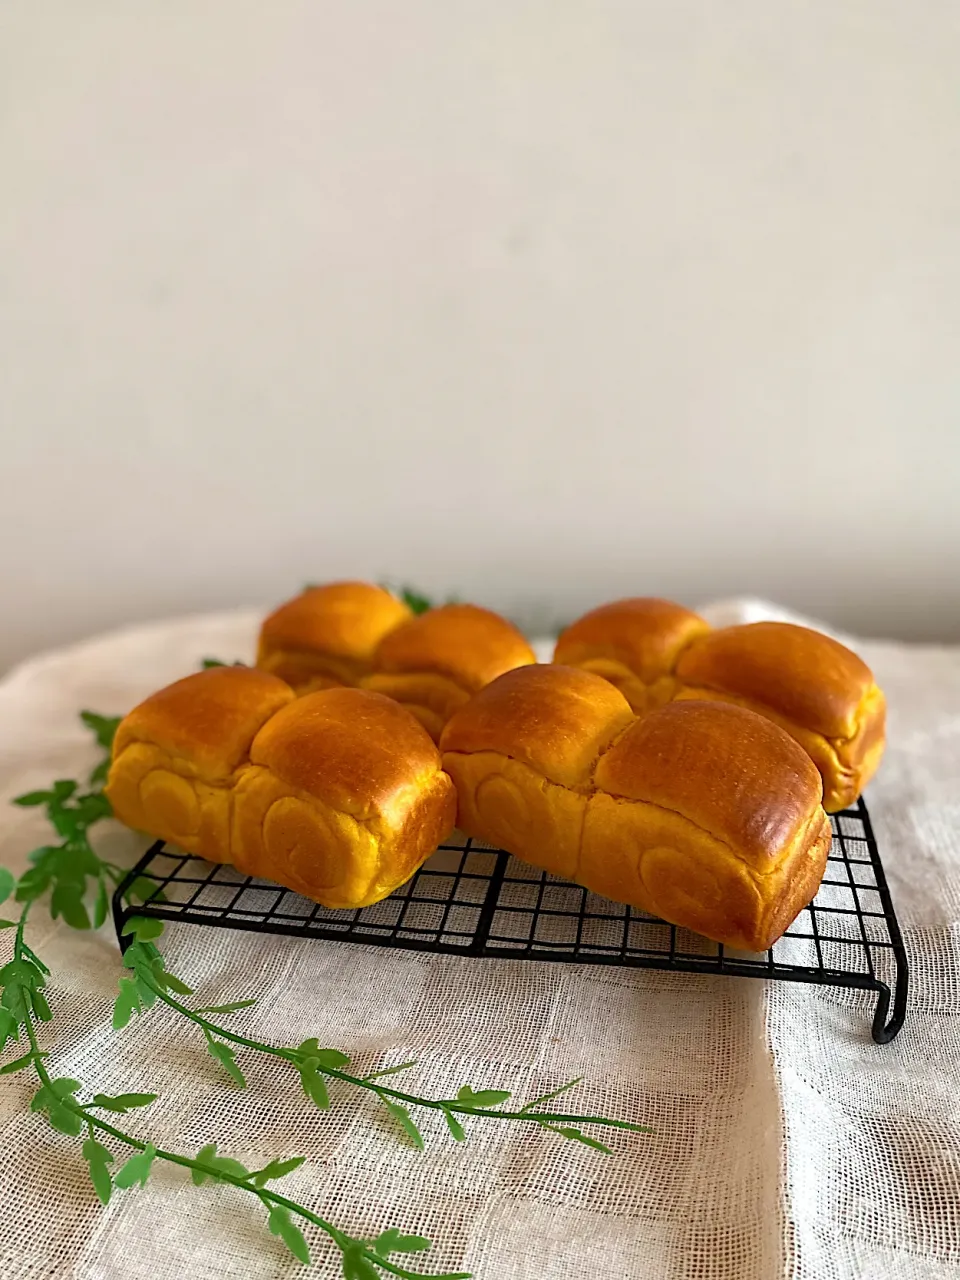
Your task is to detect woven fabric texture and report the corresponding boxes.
[0,603,957,1280]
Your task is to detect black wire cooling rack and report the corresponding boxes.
[113,798,908,1044]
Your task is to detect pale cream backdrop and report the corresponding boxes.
[2,1,960,669]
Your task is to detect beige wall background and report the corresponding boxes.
[2,1,959,671]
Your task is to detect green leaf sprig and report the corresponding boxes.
[2,705,650,1276]
[1,909,468,1278]
[375,583,460,615]
[3,724,470,1277]
[115,919,647,1153]
[11,712,156,929]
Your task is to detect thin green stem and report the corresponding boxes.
[12,905,467,1280]
[142,976,647,1133]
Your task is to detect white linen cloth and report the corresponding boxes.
[0,601,957,1280]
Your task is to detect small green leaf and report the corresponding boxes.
[52,780,78,801]
[201,657,226,668]
[312,1048,350,1070]
[90,1092,159,1114]
[0,868,15,905]
[206,1036,246,1087]
[50,1077,81,1098]
[122,939,154,972]
[113,977,141,1029]
[549,1125,612,1154]
[268,1206,311,1265]
[385,1101,424,1151]
[374,1227,432,1256]
[124,875,165,905]
[363,1060,417,1081]
[150,967,193,997]
[122,916,165,942]
[295,1040,349,1069]
[92,878,109,929]
[30,989,52,1022]
[0,1051,38,1075]
[0,1007,16,1050]
[249,1155,306,1188]
[442,1107,466,1141]
[46,1104,83,1136]
[50,882,91,931]
[82,1137,114,1205]
[114,1143,157,1189]
[132,973,158,1010]
[299,1058,330,1111]
[208,1155,250,1181]
[80,710,122,753]
[520,1077,583,1112]
[342,1247,381,1280]
[192,998,258,1016]
[12,791,53,807]
[89,758,110,787]
[0,919,17,930]
[0,956,41,988]
[73,793,112,825]
[398,586,434,615]
[192,1142,219,1186]
[455,1086,511,1109]
[21,944,50,976]
[14,868,51,904]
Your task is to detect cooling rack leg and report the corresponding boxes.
[870,966,908,1044]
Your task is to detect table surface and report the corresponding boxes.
[0,601,957,1280]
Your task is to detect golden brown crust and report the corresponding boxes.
[248,687,445,822]
[258,589,534,738]
[553,598,710,712]
[107,673,455,909]
[373,603,536,694]
[555,598,710,681]
[442,751,588,881]
[257,582,411,689]
[593,700,824,871]
[111,667,295,781]
[674,622,886,810]
[676,622,874,739]
[440,665,831,950]
[439,664,635,789]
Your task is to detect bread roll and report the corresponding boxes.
[440,665,831,951]
[106,666,295,864]
[553,598,710,712]
[107,668,456,908]
[361,603,537,741]
[257,581,412,693]
[674,622,886,811]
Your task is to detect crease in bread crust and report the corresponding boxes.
[444,746,830,951]
[445,746,816,883]
[107,676,456,910]
[440,669,833,952]
[672,683,883,809]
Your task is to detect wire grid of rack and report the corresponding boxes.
[113,797,908,1044]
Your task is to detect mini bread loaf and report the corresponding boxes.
[674,622,886,812]
[361,603,537,741]
[257,581,412,693]
[440,665,832,951]
[553,598,711,713]
[106,667,456,908]
[257,585,536,740]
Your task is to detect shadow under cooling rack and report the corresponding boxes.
[113,798,908,1044]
